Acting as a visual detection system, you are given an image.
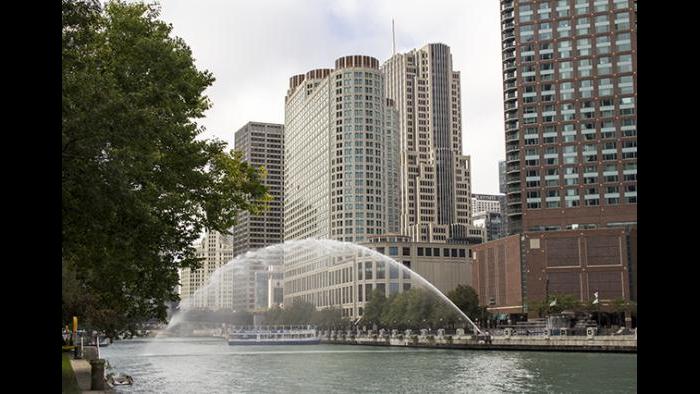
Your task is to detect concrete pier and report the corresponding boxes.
[69,358,115,393]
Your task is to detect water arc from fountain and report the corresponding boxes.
[169,239,483,335]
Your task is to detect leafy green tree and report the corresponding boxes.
[429,300,461,329]
[62,0,269,335]
[363,289,388,327]
[264,306,285,325]
[528,298,549,318]
[263,302,348,329]
[402,289,438,328]
[447,285,482,319]
[380,293,407,329]
[281,301,316,324]
[548,293,583,314]
[310,307,346,330]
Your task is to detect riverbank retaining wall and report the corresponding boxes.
[321,335,636,353]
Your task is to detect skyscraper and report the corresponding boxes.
[232,122,284,256]
[500,0,637,234]
[179,230,234,309]
[284,55,400,243]
[382,43,476,243]
[472,0,638,322]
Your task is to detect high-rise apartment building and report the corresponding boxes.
[474,0,638,321]
[382,43,476,243]
[232,122,284,256]
[471,193,504,217]
[500,0,637,234]
[284,55,400,243]
[179,230,235,309]
[471,194,506,241]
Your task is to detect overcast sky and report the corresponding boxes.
[158,0,505,194]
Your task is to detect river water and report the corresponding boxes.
[101,337,636,393]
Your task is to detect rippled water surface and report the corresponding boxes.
[102,337,636,393]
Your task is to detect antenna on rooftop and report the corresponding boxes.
[392,19,396,56]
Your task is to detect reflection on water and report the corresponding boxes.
[102,337,636,393]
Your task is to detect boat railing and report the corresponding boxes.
[228,325,317,332]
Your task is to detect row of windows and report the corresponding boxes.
[523,151,637,167]
[518,9,632,27]
[516,0,630,16]
[526,195,636,208]
[519,55,632,76]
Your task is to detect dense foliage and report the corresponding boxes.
[446,284,488,322]
[62,0,269,335]
[264,301,348,329]
[362,288,465,330]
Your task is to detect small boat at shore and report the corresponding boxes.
[227,326,320,345]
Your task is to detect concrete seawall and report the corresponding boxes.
[321,335,637,353]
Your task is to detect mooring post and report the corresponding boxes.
[90,359,106,390]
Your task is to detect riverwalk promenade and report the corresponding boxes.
[321,331,637,353]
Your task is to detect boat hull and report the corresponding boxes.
[228,339,321,346]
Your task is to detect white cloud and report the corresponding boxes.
[158,0,505,194]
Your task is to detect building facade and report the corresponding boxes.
[232,122,284,256]
[471,194,506,241]
[500,0,637,234]
[284,55,400,243]
[471,227,636,318]
[471,193,504,217]
[382,43,476,243]
[179,230,235,309]
[283,235,473,320]
[473,210,506,242]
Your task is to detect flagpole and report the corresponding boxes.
[545,276,550,314]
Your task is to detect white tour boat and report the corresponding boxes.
[227,326,320,345]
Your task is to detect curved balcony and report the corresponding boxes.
[506,184,522,193]
[506,174,520,184]
[507,190,522,200]
[504,71,517,81]
[507,206,523,216]
[501,1,514,12]
[503,60,516,71]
